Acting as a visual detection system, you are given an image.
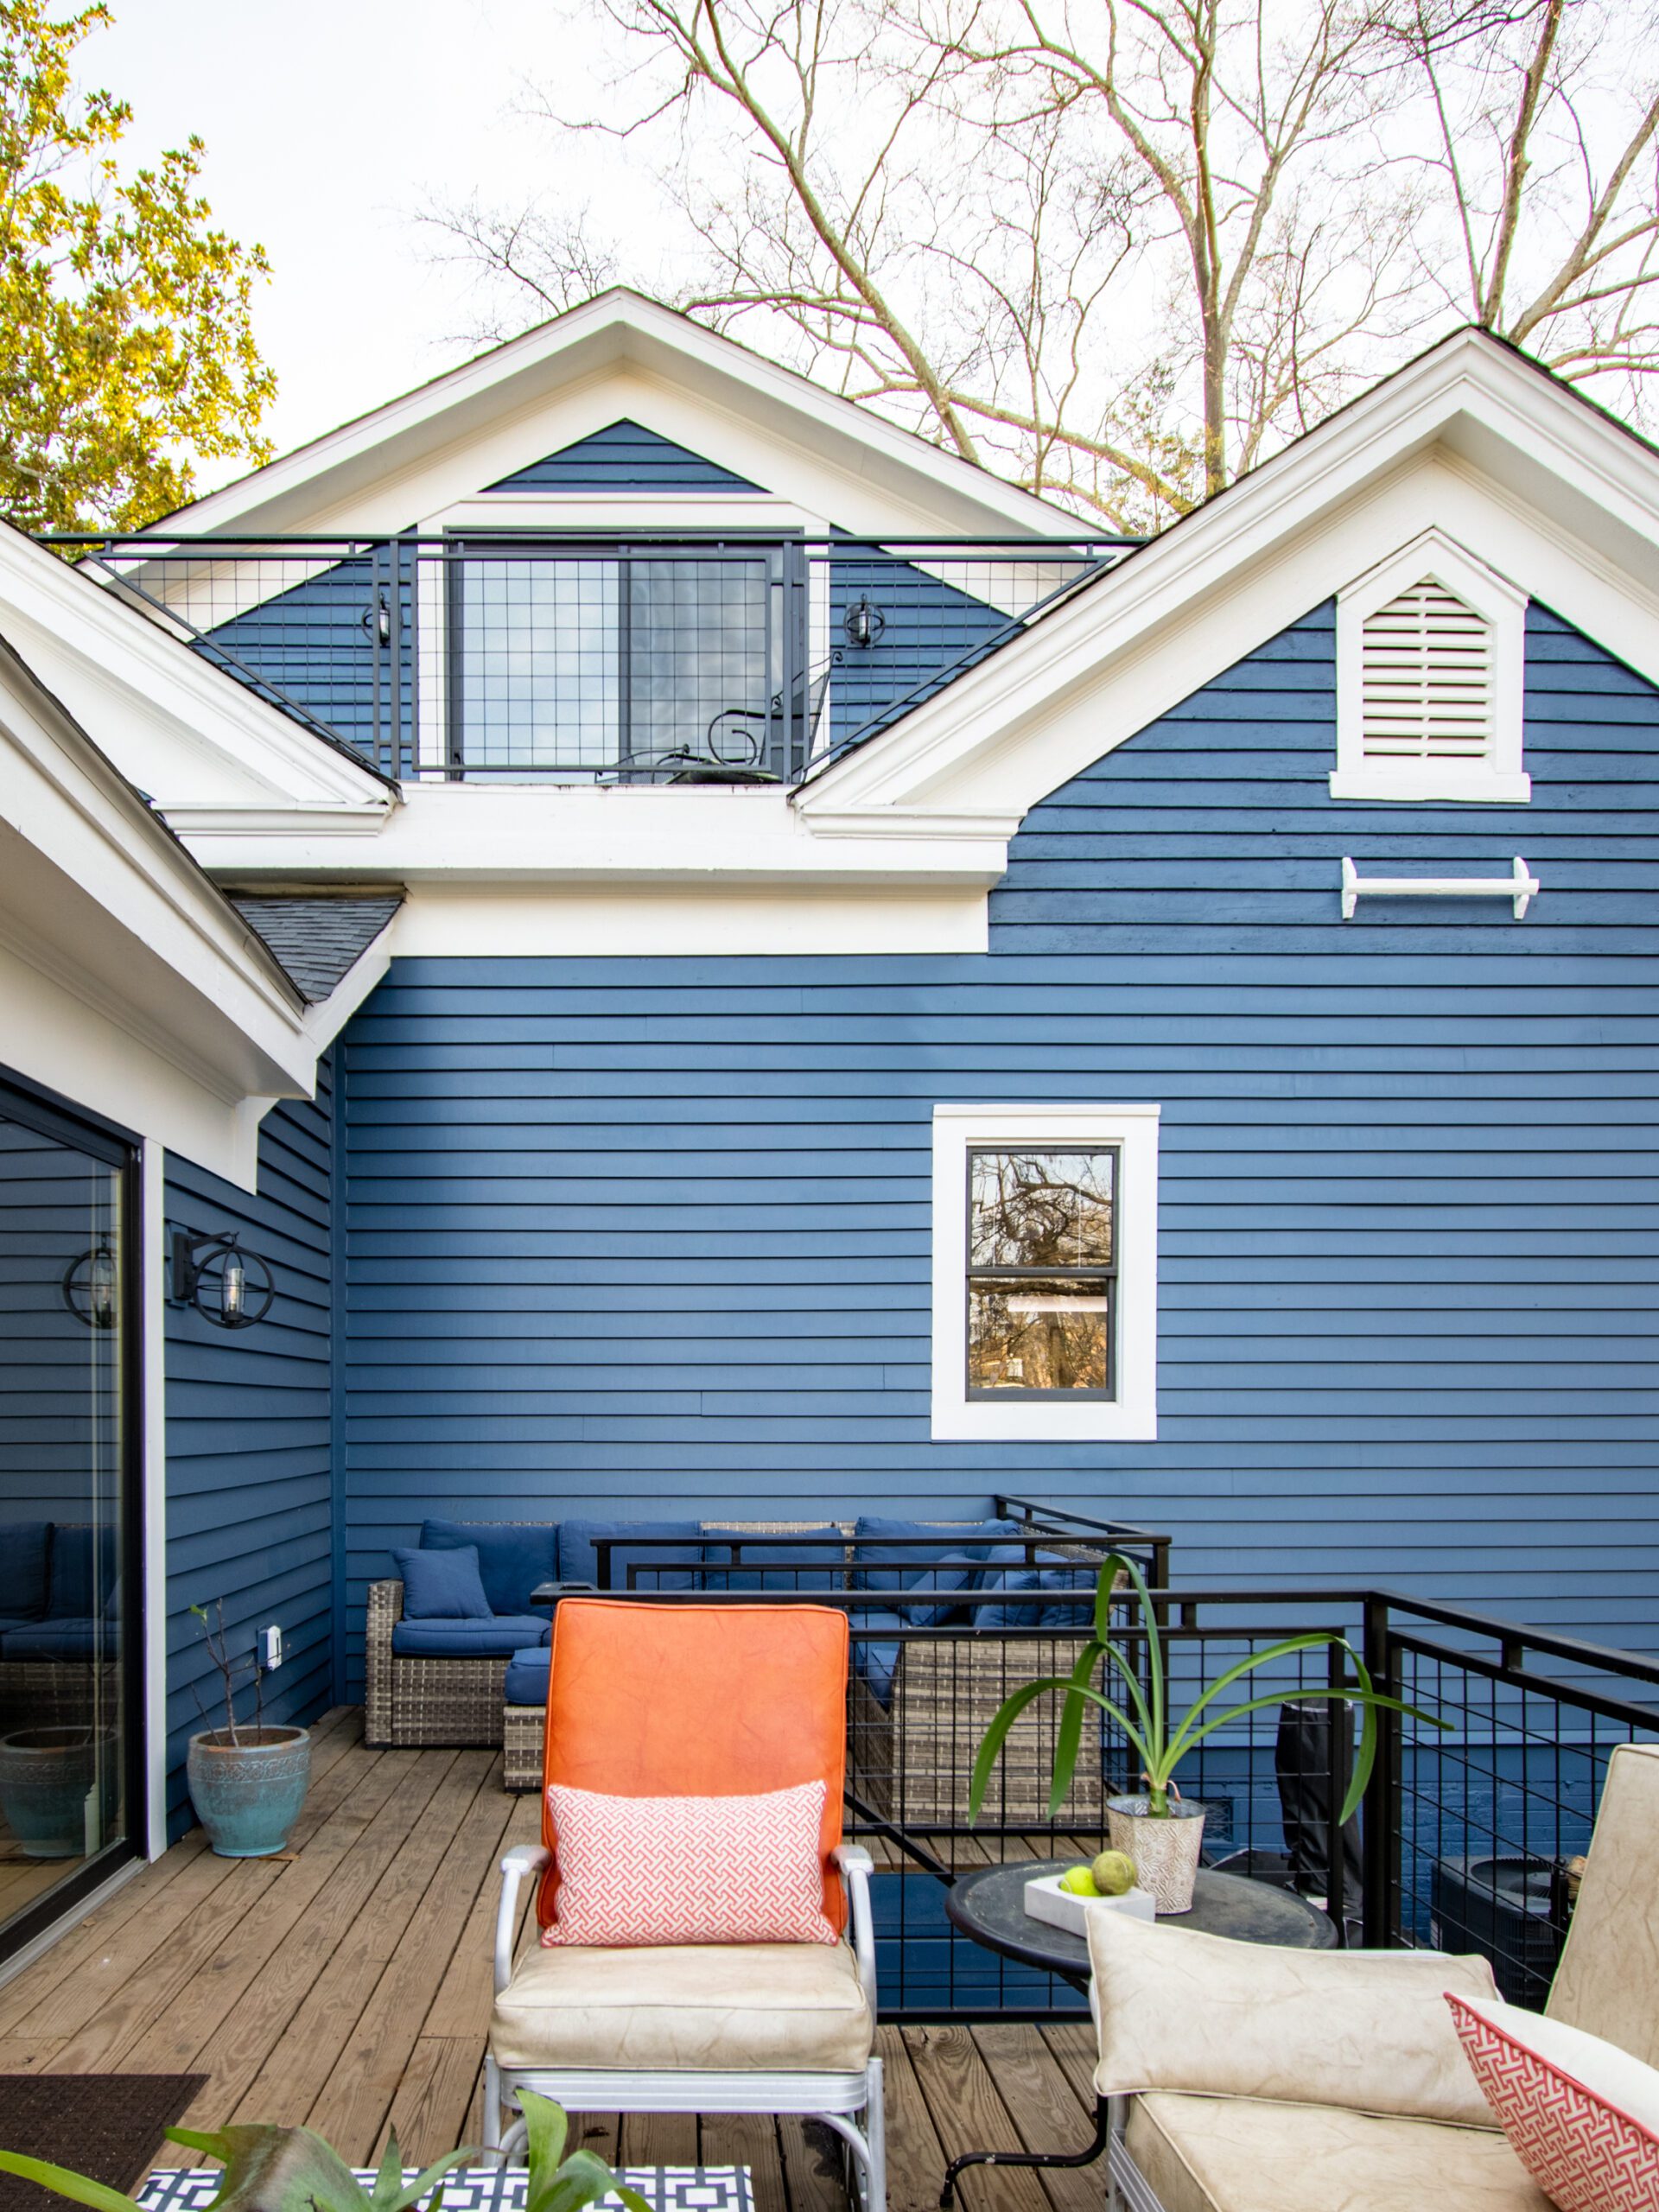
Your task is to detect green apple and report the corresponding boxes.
[1057,1865,1100,1897]
[1090,1849,1137,1897]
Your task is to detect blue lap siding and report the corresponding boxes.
[332,601,1659,1692]
[162,1059,335,1838]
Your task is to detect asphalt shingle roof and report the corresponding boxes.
[230,893,403,1004]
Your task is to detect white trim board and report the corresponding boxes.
[140,1141,168,1856]
[152,291,1079,544]
[930,1103,1160,1443]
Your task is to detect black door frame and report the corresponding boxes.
[0,1063,148,1960]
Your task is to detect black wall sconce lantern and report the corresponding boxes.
[169,1228,276,1329]
[842,595,886,648]
[61,1241,118,1330]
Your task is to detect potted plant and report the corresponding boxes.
[0,1725,114,1858]
[186,1600,310,1859]
[969,1552,1442,1913]
[0,2088,647,2212]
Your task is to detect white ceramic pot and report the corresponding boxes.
[1106,1795,1206,1913]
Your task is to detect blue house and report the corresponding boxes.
[0,291,1653,1963]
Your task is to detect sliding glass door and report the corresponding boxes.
[0,1077,142,1956]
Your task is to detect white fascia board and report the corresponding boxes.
[796,332,1659,825]
[179,780,1013,890]
[390,879,987,958]
[0,662,329,1121]
[154,292,1075,543]
[0,523,396,813]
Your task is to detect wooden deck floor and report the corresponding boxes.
[0,1709,1107,2212]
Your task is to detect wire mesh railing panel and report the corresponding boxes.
[1383,1622,1659,2008]
[44,531,1130,785]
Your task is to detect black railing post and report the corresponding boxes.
[1363,1592,1402,1948]
[781,539,810,779]
[399,530,418,781]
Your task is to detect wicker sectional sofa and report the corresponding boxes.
[365,1510,1139,1822]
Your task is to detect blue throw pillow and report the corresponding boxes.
[978,1563,1096,1630]
[0,1522,49,1619]
[420,1518,558,1617]
[558,1518,702,1591]
[45,1524,118,1618]
[853,1516,1022,1592]
[395,1544,492,1620]
[900,1554,983,1628]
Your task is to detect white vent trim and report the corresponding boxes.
[1332,531,1529,803]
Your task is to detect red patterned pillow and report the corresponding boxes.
[1447,1990,1659,2211]
[542,1777,838,1947]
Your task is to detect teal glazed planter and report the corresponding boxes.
[0,1727,106,1857]
[187,1724,310,1857]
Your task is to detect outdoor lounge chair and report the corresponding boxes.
[485,1595,886,2212]
[1089,1738,1659,2212]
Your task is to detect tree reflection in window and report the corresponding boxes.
[966,1148,1116,1395]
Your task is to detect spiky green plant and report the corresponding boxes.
[0,2090,646,2212]
[969,1551,1446,1823]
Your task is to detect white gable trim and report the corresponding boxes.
[0,638,366,1186]
[0,522,397,819]
[794,331,1659,830]
[153,291,1077,543]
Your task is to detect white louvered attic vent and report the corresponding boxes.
[1360,579,1493,766]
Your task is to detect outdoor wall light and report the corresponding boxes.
[169,1228,276,1329]
[361,591,393,647]
[842,595,887,647]
[61,1242,118,1330]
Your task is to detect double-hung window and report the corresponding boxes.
[931,1104,1159,1441]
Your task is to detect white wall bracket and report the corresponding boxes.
[1340,854,1539,921]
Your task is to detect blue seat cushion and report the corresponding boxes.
[978,1561,1096,1630]
[395,1545,492,1620]
[849,1610,906,1709]
[4,1617,107,1659]
[558,1518,703,1592]
[391,1614,551,1658]
[420,1518,559,1618]
[504,1646,552,1706]
[702,1526,846,1592]
[46,1523,118,1618]
[853,1516,1022,1592]
[0,1522,48,1619]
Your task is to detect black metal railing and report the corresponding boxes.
[551,1559,1659,2022]
[41,530,1130,785]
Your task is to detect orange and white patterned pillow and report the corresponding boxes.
[543,1777,837,1947]
[1447,1990,1659,2211]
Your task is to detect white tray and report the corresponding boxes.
[1024,1870,1157,1936]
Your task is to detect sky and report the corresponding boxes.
[98,0,647,473]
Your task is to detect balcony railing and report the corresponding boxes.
[564,1547,1659,2020]
[44,530,1134,785]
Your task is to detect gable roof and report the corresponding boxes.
[150,289,1079,542]
[794,326,1659,834]
[486,417,764,493]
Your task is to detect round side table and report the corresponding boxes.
[938,1859,1337,2203]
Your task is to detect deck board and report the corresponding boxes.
[0,1713,1098,2212]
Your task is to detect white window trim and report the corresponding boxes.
[1331,529,1530,804]
[930,1103,1159,1442]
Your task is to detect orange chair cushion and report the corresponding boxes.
[537,1599,849,1932]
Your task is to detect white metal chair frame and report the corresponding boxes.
[485,1837,887,2212]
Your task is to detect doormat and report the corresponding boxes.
[0,2075,207,2212]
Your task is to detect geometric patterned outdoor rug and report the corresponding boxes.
[139,2171,754,2212]
[0,2079,208,2212]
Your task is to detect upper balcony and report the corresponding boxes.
[45,529,1134,787]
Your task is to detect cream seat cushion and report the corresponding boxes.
[491,1938,873,2072]
[1126,2094,1554,2212]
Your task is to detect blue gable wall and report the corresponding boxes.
[486,419,765,493]
[333,601,1658,1691]
[162,1061,335,1837]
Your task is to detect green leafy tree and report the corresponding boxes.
[0,0,276,531]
